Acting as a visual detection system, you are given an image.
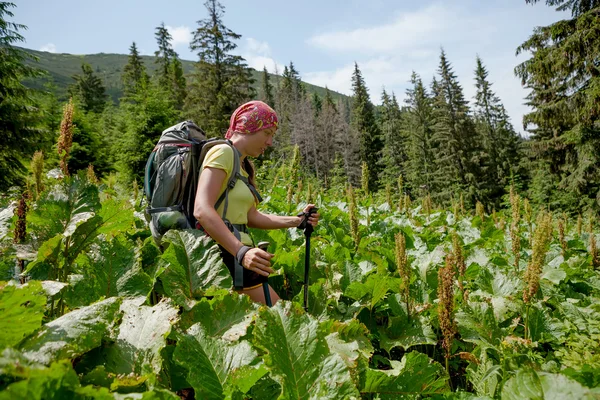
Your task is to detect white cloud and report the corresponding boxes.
[40,43,57,53]
[307,3,490,54]
[166,25,193,48]
[240,38,285,74]
[303,3,540,134]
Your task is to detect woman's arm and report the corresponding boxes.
[193,168,273,276]
[247,204,320,230]
[247,206,302,229]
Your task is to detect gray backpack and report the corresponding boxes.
[143,121,255,244]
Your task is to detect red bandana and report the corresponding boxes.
[225,101,278,139]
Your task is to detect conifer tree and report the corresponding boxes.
[378,89,405,183]
[473,56,522,203]
[260,66,274,106]
[351,62,382,192]
[0,1,45,190]
[154,22,175,90]
[403,72,437,197]
[185,0,255,137]
[430,50,483,204]
[516,0,600,211]
[122,42,149,98]
[170,57,187,110]
[69,63,108,114]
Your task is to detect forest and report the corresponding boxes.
[1,0,600,399]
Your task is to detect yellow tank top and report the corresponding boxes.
[200,144,255,245]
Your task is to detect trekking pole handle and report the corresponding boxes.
[297,207,318,234]
[257,241,270,251]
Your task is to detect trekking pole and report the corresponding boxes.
[298,207,318,312]
[257,241,272,307]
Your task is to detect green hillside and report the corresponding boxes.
[22,47,349,105]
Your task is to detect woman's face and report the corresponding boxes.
[246,127,276,157]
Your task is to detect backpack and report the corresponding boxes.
[143,120,256,244]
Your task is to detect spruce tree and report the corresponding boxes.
[185,0,254,137]
[122,42,149,98]
[170,57,187,111]
[431,50,484,204]
[351,62,382,192]
[69,63,108,113]
[260,66,275,106]
[0,1,45,190]
[154,22,175,90]
[516,0,600,211]
[378,89,405,183]
[315,88,344,185]
[473,56,522,202]
[403,72,437,197]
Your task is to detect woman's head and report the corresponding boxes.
[225,100,278,140]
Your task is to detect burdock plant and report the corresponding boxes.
[87,164,99,184]
[523,211,553,304]
[361,162,370,197]
[523,198,533,245]
[57,99,75,177]
[347,184,360,250]
[422,193,432,217]
[453,234,467,300]
[558,218,567,257]
[13,191,29,245]
[510,187,521,270]
[395,232,411,318]
[476,201,485,222]
[577,213,583,236]
[31,151,44,199]
[438,253,457,374]
[404,194,412,214]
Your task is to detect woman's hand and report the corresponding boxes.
[301,204,320,227]
[242,248,274,277]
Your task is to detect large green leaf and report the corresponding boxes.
[379,314,437,353]
[0,281,46,351]
[361,351,450,397]
[501,368,600,400]
[179,293,258,337]
[160,230,231,310]
[0,352,180,400]
[96,199,135,237]
[19,297,122,365]
[26,182,135,281]
[253,301,359,399]
[27,175,101,244]
[456,301,504,349]
[101,297,179,376]
[344,273,396,310]
[65,235,153,308]
[320,318,374,361]
[173,323,262,400]
[0,360,81,400]
[526,304,567,344]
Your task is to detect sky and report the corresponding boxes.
[16,0,568,135]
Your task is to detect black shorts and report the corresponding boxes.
[219,245,266,288]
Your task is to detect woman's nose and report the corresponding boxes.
[266,136,273,146]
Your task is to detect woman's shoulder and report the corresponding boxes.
[205,142,235,159]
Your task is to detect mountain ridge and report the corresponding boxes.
[21,47,350,105]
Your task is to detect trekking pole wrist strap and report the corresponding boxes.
[236,245,252,265]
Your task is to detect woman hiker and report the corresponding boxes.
[193,100,319,305]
